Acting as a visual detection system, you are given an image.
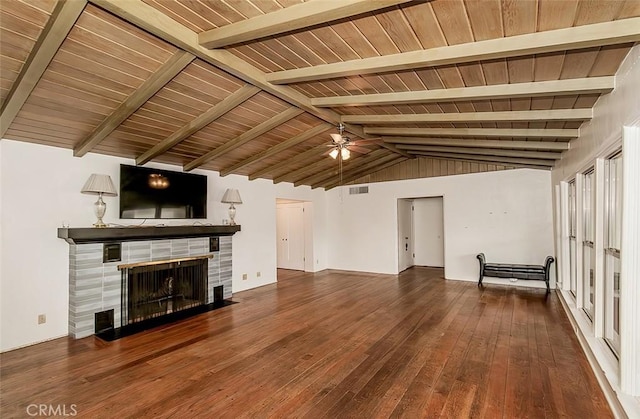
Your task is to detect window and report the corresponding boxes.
[582,169,595,320]
[568,180,577,297]
[604,154,622,355]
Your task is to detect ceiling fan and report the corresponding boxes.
[327,123,379,160]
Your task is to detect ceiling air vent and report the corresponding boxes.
[349,186,369,195]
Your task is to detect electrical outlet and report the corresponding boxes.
[38,314,46,324]
[242,273,248,280]
[256,271,261,278]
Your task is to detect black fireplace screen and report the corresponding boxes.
[121,258,208,325]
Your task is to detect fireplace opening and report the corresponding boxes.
[121,258,208,326]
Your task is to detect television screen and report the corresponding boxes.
[119,165,207,219]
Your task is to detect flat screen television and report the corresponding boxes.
[119,164,207,219]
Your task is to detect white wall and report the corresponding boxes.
[326,169,554,284]
[0,140,328,351]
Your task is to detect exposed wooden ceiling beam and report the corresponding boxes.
[365,127,578,139]
[311,77,614,107]
[322,156,406,190]
[0,0,87,137]
[198,0,413,49]
[408,151,555,167]
[384,137,569,151]
[74,50,195,157]
[219,123,332,177]
[136,84,259,165]
[302,150,392,187]
[184,107,304,171]
[396,145,561,160]
[267,18,640,84]
[341,109,592,124]
[248,144,329,180]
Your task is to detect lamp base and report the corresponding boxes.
[228,204,237,226]
[93,194,108,228]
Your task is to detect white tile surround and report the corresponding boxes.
[68,236,232,338]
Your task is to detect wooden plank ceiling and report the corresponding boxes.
[1,0,639,189]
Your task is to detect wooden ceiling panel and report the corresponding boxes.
[0,0,57,104]
[4,4,178,150]
[618,1,640,18]
[575,0,626,25]
[430,0,474,46]
[589,44,634,76]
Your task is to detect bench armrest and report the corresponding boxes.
[477,253,486,285]
[544,256,555,272]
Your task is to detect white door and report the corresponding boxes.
[276,203,305,270]
[413,197,444,267]
[398,199,414,272]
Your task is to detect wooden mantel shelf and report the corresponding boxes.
[58,225,241,244]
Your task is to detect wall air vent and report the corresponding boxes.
[349,186,369,195]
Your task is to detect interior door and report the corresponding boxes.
[276,203,305,270]
[398,199,414,272]
[413,197,444,267]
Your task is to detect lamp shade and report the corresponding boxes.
[221,188,242,204]
[81,174,117,196]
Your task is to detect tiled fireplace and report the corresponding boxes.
[58,226,240,339]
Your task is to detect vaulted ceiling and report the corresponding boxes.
[1,0,639,189]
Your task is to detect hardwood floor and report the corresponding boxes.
[1,268,611,418]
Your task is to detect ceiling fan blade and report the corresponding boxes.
[330,133,343,143]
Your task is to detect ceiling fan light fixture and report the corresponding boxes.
[329,148,339,159]
[341,147,351,160]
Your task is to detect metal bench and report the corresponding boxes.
[477,253,555,293]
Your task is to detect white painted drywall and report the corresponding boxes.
[325,169,554,284]
[413,197,444,267]
[0,140,328,351]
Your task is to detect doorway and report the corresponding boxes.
[397,196,445,273]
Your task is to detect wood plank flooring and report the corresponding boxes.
[0,268,612,418]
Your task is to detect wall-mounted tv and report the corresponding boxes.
[119,165,207,219]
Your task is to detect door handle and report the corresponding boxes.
[405,243,409,251]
